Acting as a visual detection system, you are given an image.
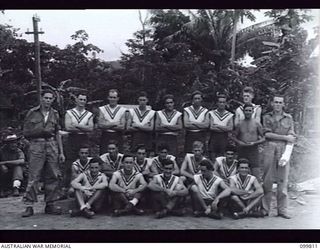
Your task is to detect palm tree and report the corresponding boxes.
[230,10,257,68]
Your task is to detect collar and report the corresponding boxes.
[266,111,291,118]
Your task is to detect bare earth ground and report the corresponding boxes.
[0,192,319,230]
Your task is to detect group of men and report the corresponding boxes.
[0,85,296,221]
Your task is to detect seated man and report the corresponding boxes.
[68,144,92,196]
[213,145,238,186]
[148,159,188,219]
[133,144,152,182]
[149,144,179,177]
[70,158,108,219]
[229,158,264,219]
[190,159,231,219]
[0,134,26,197]
[109,154,147,216]
[100,140,124,179]
[180,141,207,186]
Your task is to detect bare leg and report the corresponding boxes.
[87,190,104,208]
[190,185,207,211]
[75,190,86,210]
[244,194,263,213]
[231,195,246,210]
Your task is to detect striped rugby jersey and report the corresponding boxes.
[183,153,207,175]
[99,104,127,132]
[208,109,234,127]
[157,109,182,135]
[184,105,208,131]
[215,156,237,185]
[129,108,155,127]
[113,169,143,189]
[100,153,124,170]
[134,157,152,173]
[151,155,176,173]
[72,157,93,176]
[66,108,93,132]
[194,173,223,200]
[229,173,256,199]
[153,173,181,192]
[78,170,107,188]
[235,104,261,124]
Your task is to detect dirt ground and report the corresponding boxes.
[0,192,319,230]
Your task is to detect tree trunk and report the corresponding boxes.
[231,18,237,69]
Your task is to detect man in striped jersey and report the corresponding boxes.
[149,144,180,177]
[64,92,94,192]
[133,144,152,181]
[229,158,264,219]
[208,94,234,161]
[71,158,108,218]
[100,140,123,179]
[235,86,262,126]
[109,154,147,216]
[148,159,188,219]
[98,89,126,154]
[127,92,155,154]
[183,91,209,153]
[190,159,231,219]
[155,94,182,156]
[180,141,207,186]
[213,145,238,186]
[68,145,92,196]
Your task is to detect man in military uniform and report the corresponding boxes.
[22,89,65,217]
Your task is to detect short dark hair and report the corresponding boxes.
[199,159,214,171]
[122,153,135,161]
[79,144,90,150]
[243,103,254,109]
[138,91,148,98]
[243,86,254,95]
[108,89,119,97]
[135,144,147,152]
[89,157,102,165]
[158,143,170,152]
[76,92,88,98]
[225,145,236,153]
[238,158,250,167]
[41,89,55,97]
[163,94,174,104]
[273,94,285,101]
[108,140,118,148]
[161,159,174,168]
[217,93,227,100]
[191,90,203,99]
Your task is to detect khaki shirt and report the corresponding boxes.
[263,111,295,154]
[23,105,60,139]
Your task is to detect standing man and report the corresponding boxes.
[262,94,296,219]
[183,91,209,153]
[127,92,155,154]
[208,94,234,161]
[235,86,262,126]
[64,92,94,191]
[155,94,182,156]
[22,89,65,217]
[98,89,127,154]
[0,134,25,197]
[233,103,265,181]
[109,154,147,216]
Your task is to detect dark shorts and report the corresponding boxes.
[208,132,229,156]
[238,145,259,169]
[184,131,207,153]
[131,131,154,152]
[157,134,178,156]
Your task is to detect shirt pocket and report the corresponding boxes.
[280,118,291,129]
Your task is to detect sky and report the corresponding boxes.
[1,9,319,62]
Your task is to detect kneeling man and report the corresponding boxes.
[148,159,188,218]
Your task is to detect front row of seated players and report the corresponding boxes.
[68,142,264,219]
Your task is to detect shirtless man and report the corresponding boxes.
[233,103,265,181]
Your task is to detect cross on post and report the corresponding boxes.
[25,14,45,105]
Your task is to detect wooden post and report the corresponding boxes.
[25,15,44,105]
